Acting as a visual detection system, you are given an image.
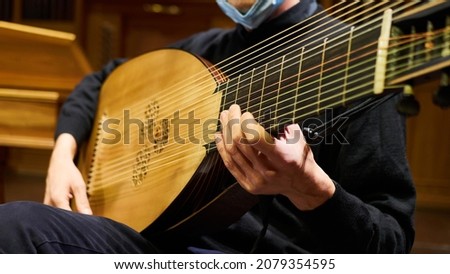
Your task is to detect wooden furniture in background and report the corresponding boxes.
[0,21,91,202]
[0,21,91,146]
[0,0,83,35]
[80,0,234,69]
[0,148,6,201]
[407,73,450,209]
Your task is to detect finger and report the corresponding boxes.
[52,197,73,212]
[232,145,268,190]
[227,104,243,153]
[216,132,259,193]
[241,112,276,160]
[215,132,245,181]
[72,183,93,215]
[43,185,73,211]
[239,112,281,172]
[235,134,273,173]
[43,192,50,205]
[281,124,305,144]
[219,110,232,152]
[220,108,262,174]
[241,112,274,144]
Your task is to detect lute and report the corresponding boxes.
[78,1,450,236]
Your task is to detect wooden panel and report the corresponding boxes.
[82,0,234,69]
[0,21,92,149]
[0,20,91,93]
[2,147,50,203]
[4,0,83,35]
[412,207,450,253]
[0,89,59,149]
[0,147,6,202]
[407,73,450,209]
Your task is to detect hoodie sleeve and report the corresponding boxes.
[302,94,416,253]
[55,58,127,146]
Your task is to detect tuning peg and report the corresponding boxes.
[396,85,420,116]
[433,70,450,108]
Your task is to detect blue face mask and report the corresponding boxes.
[216,0,284,30]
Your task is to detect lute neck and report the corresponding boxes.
[218,15,382,131]
[216,4,450,132]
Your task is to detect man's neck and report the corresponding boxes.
[271,0,300,19]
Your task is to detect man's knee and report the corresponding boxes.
[0,201,51,229]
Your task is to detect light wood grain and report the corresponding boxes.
[79,49,222,232]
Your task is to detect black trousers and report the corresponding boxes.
[0,201,158,253]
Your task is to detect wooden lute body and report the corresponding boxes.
[78,49,246,234]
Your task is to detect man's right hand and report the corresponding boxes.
[44,133,93,214]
